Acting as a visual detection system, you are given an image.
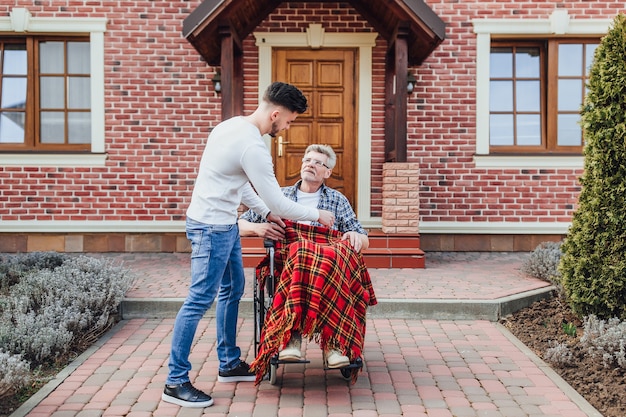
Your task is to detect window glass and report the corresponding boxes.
[515,48,540,78]
[558,114,582,146]
[39,41,65,73]
[68,112,91,143]
[0,113,25,143]
[489,114,514,146]
[40,76,65,108]
[3,44,27,75]
[516,114,541,146]
[489,80,513,111]
[558,79,583,111]
[490,47,512,77]
[68,77,90,108]
[40,111,66,143]
[558,44,583,77]
[2,77,26,109]
[516,80,540,112]
[586,44,598,72]
[67,42,90,74]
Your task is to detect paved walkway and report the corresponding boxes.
[13,252,603,417]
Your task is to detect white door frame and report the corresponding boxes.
[254,25,379,227]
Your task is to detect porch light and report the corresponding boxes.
[407,72,417,94]
[212,70,221,93]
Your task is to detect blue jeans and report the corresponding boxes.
[166,218,246,385]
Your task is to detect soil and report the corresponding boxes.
[500,294,626,417]
[2,295,625,416]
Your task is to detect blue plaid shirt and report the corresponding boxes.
[240,180,367,235]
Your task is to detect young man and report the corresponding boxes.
[163,83,336,408]
[238,144,369,368]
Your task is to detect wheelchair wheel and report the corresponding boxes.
[269,362,278,385]
[340,367,352,380]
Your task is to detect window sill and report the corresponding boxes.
[0,153,107,167]
[473,155,583,169]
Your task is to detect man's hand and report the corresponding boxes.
[267,212,286,228]
[341,231,367,253]
[253,222,286,240]
[317,209,335,228]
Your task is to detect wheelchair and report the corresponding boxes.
[253,238,363,385]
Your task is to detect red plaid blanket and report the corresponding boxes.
[249,221,377,384]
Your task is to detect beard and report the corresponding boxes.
[268,121,280,137]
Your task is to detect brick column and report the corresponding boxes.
[382,162,419,234]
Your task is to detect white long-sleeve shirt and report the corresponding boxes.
[186,116,319,225]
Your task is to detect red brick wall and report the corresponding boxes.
[0,1,621,226]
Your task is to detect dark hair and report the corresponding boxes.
[263,82,308,114]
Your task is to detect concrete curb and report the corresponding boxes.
[119,286,556,321]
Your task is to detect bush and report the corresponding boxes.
[580,315,626,369]
[0,350,31,399]
[0,252,135,373]
[522,241,563,282]
[0,252,66,293]
[559,14,626,320]
[544,341,573,367]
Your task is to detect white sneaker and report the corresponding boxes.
[278,333,302,361]
[325,349,349,368]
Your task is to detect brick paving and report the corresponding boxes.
[13,252,603,417]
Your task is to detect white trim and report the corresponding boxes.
[474,155,583,169]
[419,221,571,235]
[0,221,185,233]
[0,153,107,167]
[254,27,378,225]
[0,8,108,166]
[472,10,611,160]
[0,219,571,235]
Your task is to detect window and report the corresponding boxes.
[472,10,610,168]
[1,37,91,151]
[489,40,598,154]
[0,8,106,166]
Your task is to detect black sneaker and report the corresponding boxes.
[162,382,214,408]
[218,360,256,382]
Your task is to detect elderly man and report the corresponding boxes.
[238,144,370,369]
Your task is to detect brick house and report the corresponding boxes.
[0,1,619,267]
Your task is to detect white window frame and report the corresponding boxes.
[472,9,610,169]
[0,7,107,167]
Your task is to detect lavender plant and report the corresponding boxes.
[0,253,135,376]
[580,314,626,369]
[0,350,31,399]
[521,241,564,296]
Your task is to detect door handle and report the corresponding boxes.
[278,135,290,157]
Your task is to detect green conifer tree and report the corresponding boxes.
[559,14,626,319]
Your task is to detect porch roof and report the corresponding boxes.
[182,0,446,66]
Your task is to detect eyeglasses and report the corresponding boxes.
[301,157,329,169]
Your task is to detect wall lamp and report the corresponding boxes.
[407,72,417,94]
[212,70,221,93]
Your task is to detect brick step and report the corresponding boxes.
[241,232,425,269]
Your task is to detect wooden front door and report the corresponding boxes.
[272,48,358,209]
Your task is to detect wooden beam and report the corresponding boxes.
[384,22,410,162]
[219,25,244,119]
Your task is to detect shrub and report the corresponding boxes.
[0,252,66,293]
[559,14,626,320]
[522,241,563,282]
[580,314,626,369]
[522,241,564,296]
[0,253,135,366]
[544,341,573,367]
[0,350,31,399]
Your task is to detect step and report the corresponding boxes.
[241,232,425,269]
